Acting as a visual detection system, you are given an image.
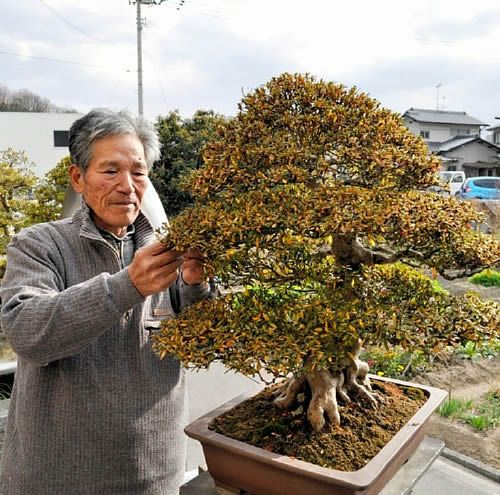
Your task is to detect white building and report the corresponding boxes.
[402,108,487,151]
[436,135,500,177]
[402,108,500,177]
[0,112,83,177]
[487,123,500,146]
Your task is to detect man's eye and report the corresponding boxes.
[104,170,117,174]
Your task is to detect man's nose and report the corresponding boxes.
[117,172,134,192]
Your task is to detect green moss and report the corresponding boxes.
[469,269,500,287]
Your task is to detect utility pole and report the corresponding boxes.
[129,0,167,116]
[136,0,144,116]
[436,83,442,111]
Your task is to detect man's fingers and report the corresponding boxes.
[144,240,184,257]
[153,250,185,268]
[137,241,185,268]
[184,248,205,262]
[163,270,180,290]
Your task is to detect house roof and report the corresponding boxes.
[426,141,442,152]
[438,135,477,152]
[437,135,500,153]
[403,108,487,126]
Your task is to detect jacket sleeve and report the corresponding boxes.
[0,229,144,367]
[169,271,218,315]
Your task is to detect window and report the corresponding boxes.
[54,130,69,147]
[475,179,498,188]
[494,132,500,144]
[451,128,471,136]
[420,130,430,139]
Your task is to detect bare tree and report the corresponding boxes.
[0,85,77,113]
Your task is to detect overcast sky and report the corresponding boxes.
[2,0,500,129]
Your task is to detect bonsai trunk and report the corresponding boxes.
[274,341,379,432]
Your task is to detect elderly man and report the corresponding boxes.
[0,108,216,494]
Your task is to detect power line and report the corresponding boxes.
[0,49,128,71]
[160,0,233,21]
[38,0,103,43]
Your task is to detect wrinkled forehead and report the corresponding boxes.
[87,134,147,169]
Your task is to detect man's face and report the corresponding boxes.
[69,134,149,237]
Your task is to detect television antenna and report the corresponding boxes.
[436,83,442,110]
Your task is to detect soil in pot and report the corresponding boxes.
[209,379,427,472]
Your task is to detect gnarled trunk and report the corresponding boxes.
[274,342,380,432]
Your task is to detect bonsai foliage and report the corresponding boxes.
[154,73,500,431]
[0,152,70,255]
[25,156,71,224]
[0,148,37,254]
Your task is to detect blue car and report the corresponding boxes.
[458,177,500,200]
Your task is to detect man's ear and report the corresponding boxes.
[69,164,84,194]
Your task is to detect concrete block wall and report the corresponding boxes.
[472,199,500,233]
[0,399,10,457]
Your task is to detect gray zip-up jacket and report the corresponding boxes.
[0,204,214,494]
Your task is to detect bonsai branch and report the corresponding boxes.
[322,235,426,268]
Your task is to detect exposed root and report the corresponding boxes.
[336,370,351,403]
[274,375,306,409]
[306,371,342,431]
[357,359,386,403]
[273,342,381,431]
[344,351,378,409]
[357,360,372,391]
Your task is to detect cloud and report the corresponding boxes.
[415,10,500,43]
[346,56,500,124]
[2,0,500,127]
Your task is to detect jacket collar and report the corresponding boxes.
[72,202,156,249]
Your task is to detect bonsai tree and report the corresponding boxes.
[154,73,500,432]
[25,155,71,224]
[0,148,37,254]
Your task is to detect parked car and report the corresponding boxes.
[438,171,465,196]
[458,177,500,200]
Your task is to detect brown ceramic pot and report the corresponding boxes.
[185,375,447,495]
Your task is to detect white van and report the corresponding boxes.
[438,171,466,196]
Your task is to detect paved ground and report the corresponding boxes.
[436,272,500,303]
[411,456,499,495]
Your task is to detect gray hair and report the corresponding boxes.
[68,108,160,172]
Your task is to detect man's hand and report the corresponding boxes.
[128,241,184,297]
[181,248,205,286]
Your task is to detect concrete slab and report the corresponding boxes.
[380,436,444,495]
[441,447,500,483]
[0,399,9,457]
[0,361,16,376]
[181,470,217,495]
[411,456,500,495]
